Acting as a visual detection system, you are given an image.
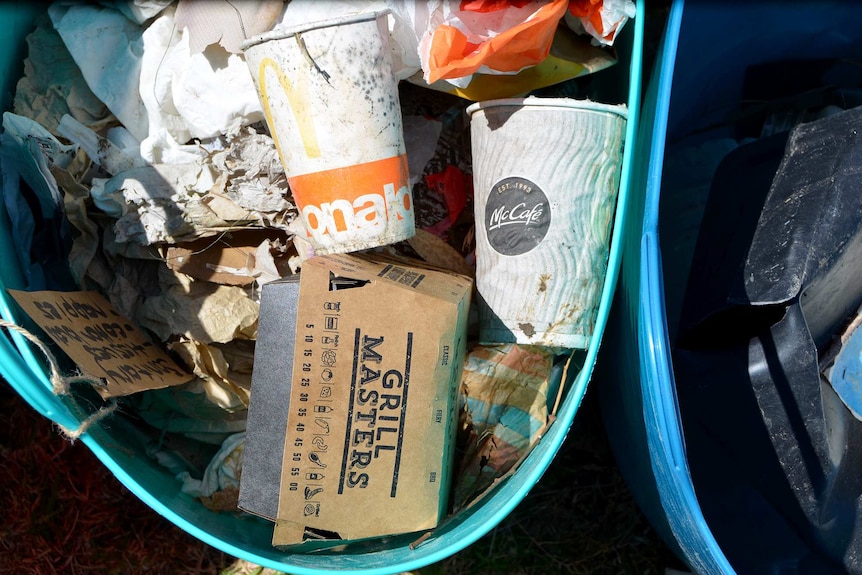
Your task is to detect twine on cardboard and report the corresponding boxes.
[0,317,117,441]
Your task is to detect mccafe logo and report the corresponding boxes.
[485,176,551,256]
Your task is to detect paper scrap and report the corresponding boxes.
[136,267,259,344]
[91,127,294,246]
[112,0,174,25]
[175,0,284,54]
[8,289,193,398]
[49,2,149,142]
[140,5,265,146]
[57,114,146,176]
[13,15,111,135]
[453,344,553,510]
[53,164,100,287]
[170,337,250,410]
[163,230,292,287]
[139,4,192,157]
[90,162,220,245]
[179,431,245,511]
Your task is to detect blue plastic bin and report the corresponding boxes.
[0,3,642,573]
[600,1,862,574]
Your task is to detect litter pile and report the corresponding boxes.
[1,0,633,552]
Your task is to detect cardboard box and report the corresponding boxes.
[263,253,472,545]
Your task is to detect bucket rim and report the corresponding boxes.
[241,10,390,51]
[466,97,628,120]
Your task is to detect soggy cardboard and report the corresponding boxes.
[266,253,472,546]
[163,230,292,287]
[8,290,193,398]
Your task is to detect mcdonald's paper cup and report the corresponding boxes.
[467,97,627,349]
[242,12,414,255]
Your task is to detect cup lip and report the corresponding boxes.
[466,97,628,120]
[241,9,390,51]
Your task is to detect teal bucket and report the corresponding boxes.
[600,1,862,573]
[0,4,643,573]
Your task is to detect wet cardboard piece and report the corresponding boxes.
[164,230,291,287]
[8,290,193,398]
[267,253,472,546]
[238,274,301,521]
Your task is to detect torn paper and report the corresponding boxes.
[178,431,245,509]
[91,127,294,246]
[453,344,553,510]
[8,289,194,398]
[209,126,292,214]
[163,230,292,287]
[140,6,264,146]
[53,160,100,286]
[175,0,284,54]
[89,162,220,244]
[57,115,146,176]
[137,266,259,344]
[13,15,111,135]
[170,337,250,410]
[172,42,265,140]
[107,0,174,25]
[49,2,149,142]
[76,219,165,325]
[140,5,193,155]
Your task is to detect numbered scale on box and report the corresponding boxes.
[289,299,342,518]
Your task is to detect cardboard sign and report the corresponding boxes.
[260,254,472,546]
[8,290,193,398]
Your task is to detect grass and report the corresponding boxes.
[0,376,683,575]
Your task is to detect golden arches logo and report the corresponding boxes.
[258,56,321,161]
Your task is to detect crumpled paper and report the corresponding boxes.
[49,2,149,142]
[210,126,292,215]
[13,16,112,136]
[454,344,554,510]
[139,4,264,161]
[137,266,259,345]
[74,223,164,322]
[90,161,220,245]
[175,0,284,54]
[178,431,245,511]
[91,125,293,246]
[52,155,100,287]
[170,337,251,410]
[57,114,146,176]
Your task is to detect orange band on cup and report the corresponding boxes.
[290,154,413,239]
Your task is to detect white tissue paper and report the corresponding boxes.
[139,7,265,163]
[49,2,149,142]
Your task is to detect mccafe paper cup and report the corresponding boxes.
[242,12,414,255]
[467,97,627,349]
